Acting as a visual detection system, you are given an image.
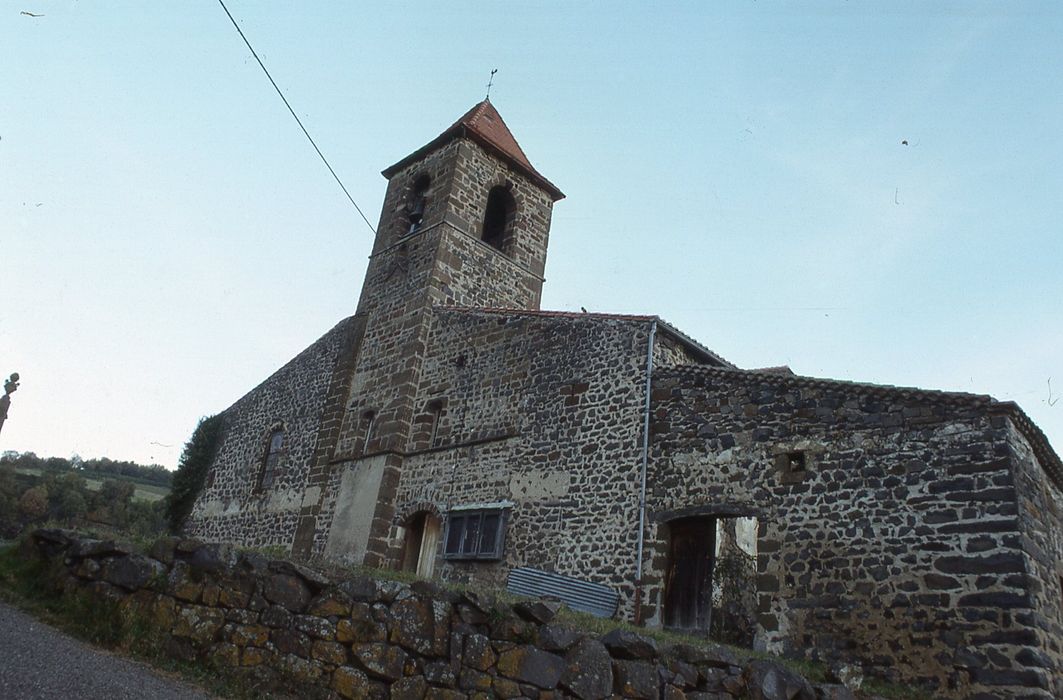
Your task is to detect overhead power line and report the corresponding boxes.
[216,0,376,234]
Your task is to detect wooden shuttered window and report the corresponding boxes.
[443,508,507,561]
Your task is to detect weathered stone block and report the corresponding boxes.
[611,659,658,698]
[228,623,269,647]
[263,573,311,612]
[172,605,224,646]
[100,554,164,591]
[601,629,659,660]
[308,589,352,617]
[389,597,437,655]
[561,638,613,699]
[743,660,815,700]
[538,624,583,652]
[293,614,336,640]
[391,675,428,700]
[241,645,271,667]
[463,633,497,672]
[350,642,408,681]
[497,645,565,689]
[513,599,562,625]
[311,639,348,665]
[333,665,376,698]
[271,628,311,657]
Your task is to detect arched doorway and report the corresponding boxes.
[401,511,442,577]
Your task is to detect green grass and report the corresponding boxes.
[14,468,170,502]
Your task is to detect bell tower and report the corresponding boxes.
[369,99,564,312]
[293,101,563,563]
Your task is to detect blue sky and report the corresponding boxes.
[2,1,1060,468]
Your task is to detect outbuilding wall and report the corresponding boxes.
[646,365,1049,698]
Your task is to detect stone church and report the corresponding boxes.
[188,100,1063,697]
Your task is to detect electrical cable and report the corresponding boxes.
[217,0,376,234]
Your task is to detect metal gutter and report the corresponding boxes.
[633,318,657,625]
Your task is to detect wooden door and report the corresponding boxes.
[664,518,715,631]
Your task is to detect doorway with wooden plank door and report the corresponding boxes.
[401,511,442,577]
[663,517,716,632]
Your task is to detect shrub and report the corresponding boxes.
[18,485,49,521]
[165,414,224,534]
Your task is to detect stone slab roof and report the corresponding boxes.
[383,100,564,201]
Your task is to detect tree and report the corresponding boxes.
[50,472,89,521]
[165,414,224,533]
[18,485,49,521]
[92,479,136,526]
[0,465,18,531]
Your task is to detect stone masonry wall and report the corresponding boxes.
[187,317,360,550]
[23,528,851,700]
[646,365,1054,698]
[1006,415,1063,695]
[386,310,653,618]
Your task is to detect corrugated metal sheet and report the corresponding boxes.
[506,567,619,619]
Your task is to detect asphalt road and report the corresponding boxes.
[0,602,211,699]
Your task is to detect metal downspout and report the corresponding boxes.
[634,318,657,625]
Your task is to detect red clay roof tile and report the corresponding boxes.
[382,100,564,200]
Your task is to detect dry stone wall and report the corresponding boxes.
[647,365,1059,698]
[23,529,857,700]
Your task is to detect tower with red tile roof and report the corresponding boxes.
[288,100,566,562]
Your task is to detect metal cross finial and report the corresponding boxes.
[486,68,498,100]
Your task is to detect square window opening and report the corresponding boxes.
[443,508,507,561]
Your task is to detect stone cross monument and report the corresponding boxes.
[0,372,20,436]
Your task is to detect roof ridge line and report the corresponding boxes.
[661,363,996,405]
[434,305,657,321]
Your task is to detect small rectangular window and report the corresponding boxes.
[444,508,507,561]
[787,451,806,473]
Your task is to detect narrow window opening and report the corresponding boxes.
[407,175,430,234]
[362,411,377,454]
[481,185,516,252]
[428,400,444,447]
[787,451,806,473]
[258,428,284,492]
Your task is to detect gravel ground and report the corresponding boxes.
[0,601,212,699]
